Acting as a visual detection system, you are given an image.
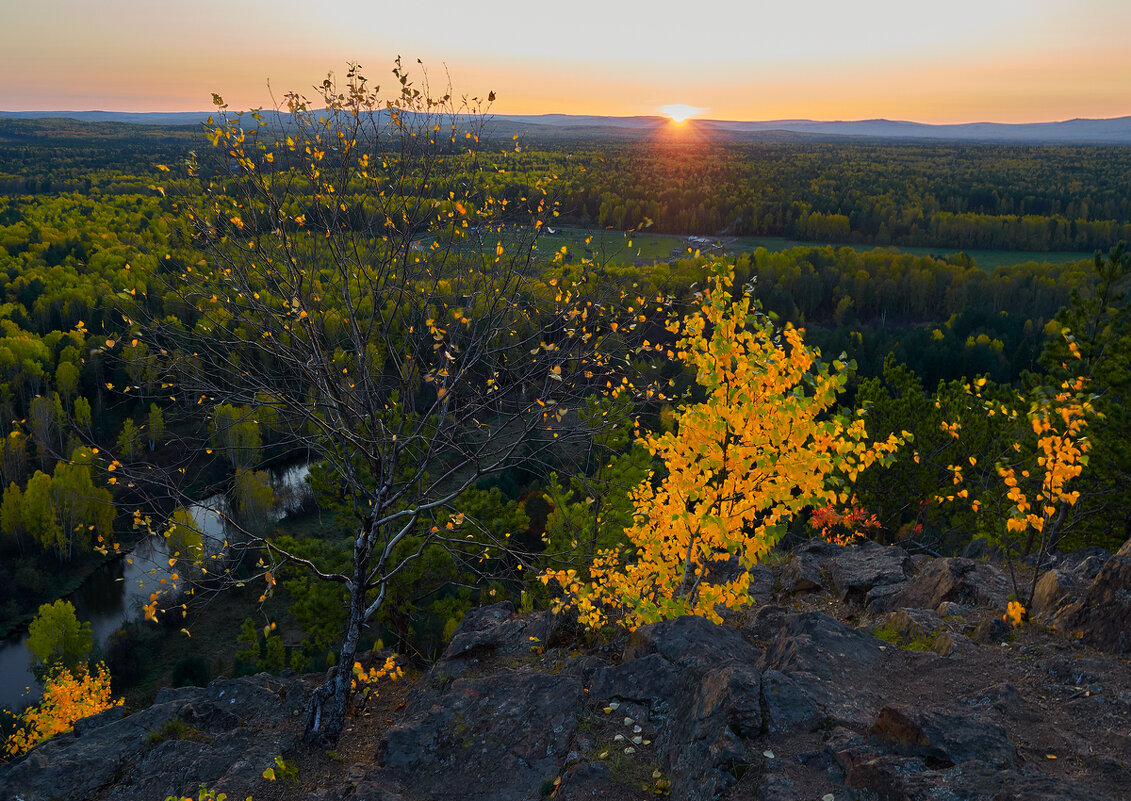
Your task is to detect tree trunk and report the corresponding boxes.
[303,568,367,747]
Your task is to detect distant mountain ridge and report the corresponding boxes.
[4,109,1131,143]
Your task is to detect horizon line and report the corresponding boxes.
[3,109,1131,127]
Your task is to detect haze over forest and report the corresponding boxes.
[5,109,1131,144]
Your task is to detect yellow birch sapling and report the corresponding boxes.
[548,265,904,629]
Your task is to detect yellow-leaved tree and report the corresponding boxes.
[547,265,905,629]
[4,664,121,757]
[941,363,1094,615]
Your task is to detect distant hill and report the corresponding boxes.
[0,110,208,126]
[4,109,1131,144]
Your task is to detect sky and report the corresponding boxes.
[2,0,1130,123]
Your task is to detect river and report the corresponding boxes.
[0,462,312,712]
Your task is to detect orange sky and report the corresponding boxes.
[3,0,1130,123]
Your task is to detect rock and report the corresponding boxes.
[348,779,409,801]
[961,682,1041,724]
[930,631,964,657]
[846,755,1110,801]
[827,540,912,605]
[661,662,762,801]
[1057,546,1111,580]
[742,603,790,641]
[863,582,905,612]
[882,608,945,642]
[0,674,308,801]
[972,616,1012,644]
[588,653,683,720]
[885,557,1010,612]
[435,602,557,675]
[762,613,888,729]
[759,769,798,801]
[782,539,911,602]
[764,612,885,682]
[379,671,585,801]
[1030,569,1080,621]
[761,669,824,737]
[1069,554,1109,582]
[623,613,760,672]
[1045,656,1104,687]
[869,703,1019,769]
[702,557,773,604]
[1055,537,1131,654]
[614,615,763,801]
[991,774,1120,801]
[747,564,774,603]
[782,540,836,593]
[879,607,962,654]
[935,601,963,618]
[962,537,996,560]
[555,762,620,801]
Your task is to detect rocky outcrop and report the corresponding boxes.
[379,671,586,801]
[6,544,1131,801]
[1055,536,1131,653]
[0,674,309,801]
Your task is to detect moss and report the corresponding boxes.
[872,622,939,652]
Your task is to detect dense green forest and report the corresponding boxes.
[1,113,1129,742]
[557,140,1131,251]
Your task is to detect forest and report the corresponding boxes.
[0,81,1128,754]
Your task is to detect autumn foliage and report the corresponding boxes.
[941,362,1093,610]
[3,664,122,757]
[548,265,905,629]
[808,498,883,546]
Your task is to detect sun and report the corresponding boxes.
[659,104,705,124]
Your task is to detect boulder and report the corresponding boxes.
[588,653,683,720]
[760,669,824,737]
[868,703,1018,769]
[882,608,945,642]
[435,601,557,675]
[1056,545,1111,581]
[1055,537,1131,654]
[781,540,912,603]
[781,540,835,593]
[972,616,1012,644]
[1030,569,1080,621]
[960,682,1041,725]
[764,612,885,682]
[881,557,1010,612]
[827,540,912,605]
[742,603,790,641]
[747,564,774,604]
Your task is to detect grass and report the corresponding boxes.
[443,223,1092,275]
[146,718,211,748]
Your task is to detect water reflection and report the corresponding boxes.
[0,462,312,712]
